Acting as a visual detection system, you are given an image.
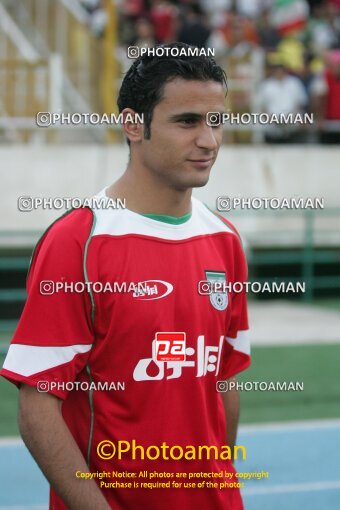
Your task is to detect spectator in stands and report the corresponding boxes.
[80,0,107,36]
[199,0,232,29]
[257,8,281,50]
[305,1,340,55]
[256,56,309,143]
[112,0,339,145]
[118,0,147,47]
[177,5,211,49]
[236,0,270,18]
[150,0,178,43]
[299,52,319,96]
[118,16,157,73]
[199,0,272,26]
[310,49,340,143]
[219,9,259,55]
[131,16,157,48]
[120,0,146,18]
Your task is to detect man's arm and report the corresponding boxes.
[221,376,240,451]
[18,384,110,510]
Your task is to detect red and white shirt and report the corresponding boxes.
[1,190,251,510]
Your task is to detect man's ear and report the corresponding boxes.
[120,108,144,144]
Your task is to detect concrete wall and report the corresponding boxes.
[1,145,339,247]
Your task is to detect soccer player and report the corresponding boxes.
[1,42,251,509]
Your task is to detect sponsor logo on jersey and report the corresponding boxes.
[132,280,173,300]
[154,332,186,362]
[205,271,228,311]
[133,335,224,381]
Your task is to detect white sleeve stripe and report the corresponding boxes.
[3,344,92,377]
[226,330,250,355]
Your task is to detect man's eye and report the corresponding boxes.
[180,118,196,125]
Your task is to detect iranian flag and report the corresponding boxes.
[271,0,309,35]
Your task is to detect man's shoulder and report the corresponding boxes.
[261,77,277,90]
[26,207,95,285]
[193,198,242,240]
[35,207,95,258]
[286,74,304,89]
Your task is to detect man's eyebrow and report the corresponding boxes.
[168,112,203,122]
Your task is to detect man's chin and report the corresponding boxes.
[191,175,210,188]
[191,167,212,188]
[174,173,211,191]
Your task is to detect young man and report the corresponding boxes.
[1,43,251,509]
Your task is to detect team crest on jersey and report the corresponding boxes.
[205,271,228,311]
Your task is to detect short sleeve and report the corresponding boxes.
[220,233,251,380]
[0,208,95,399]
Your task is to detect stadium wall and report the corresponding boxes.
[1,145,339,236]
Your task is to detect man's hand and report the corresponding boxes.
[18,384,110,510]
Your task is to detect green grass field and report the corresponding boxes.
[239,343,340,423]
[1,343,340,436]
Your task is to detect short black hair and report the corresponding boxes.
[117,42,227,144]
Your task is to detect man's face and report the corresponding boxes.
[138,78,225,191]
[272,66,286,80]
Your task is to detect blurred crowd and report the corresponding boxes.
[79,0,340,143]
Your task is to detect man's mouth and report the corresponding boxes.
[187,158,214,168]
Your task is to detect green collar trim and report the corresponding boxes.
[140,211,192,224]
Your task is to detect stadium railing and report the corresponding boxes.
[0,0,118,143]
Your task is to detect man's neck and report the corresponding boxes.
[106,166,192,217]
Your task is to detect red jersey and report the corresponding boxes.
[1,191,251,509]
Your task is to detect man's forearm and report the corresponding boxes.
[18,384,110,510]
[221,376,240,450]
